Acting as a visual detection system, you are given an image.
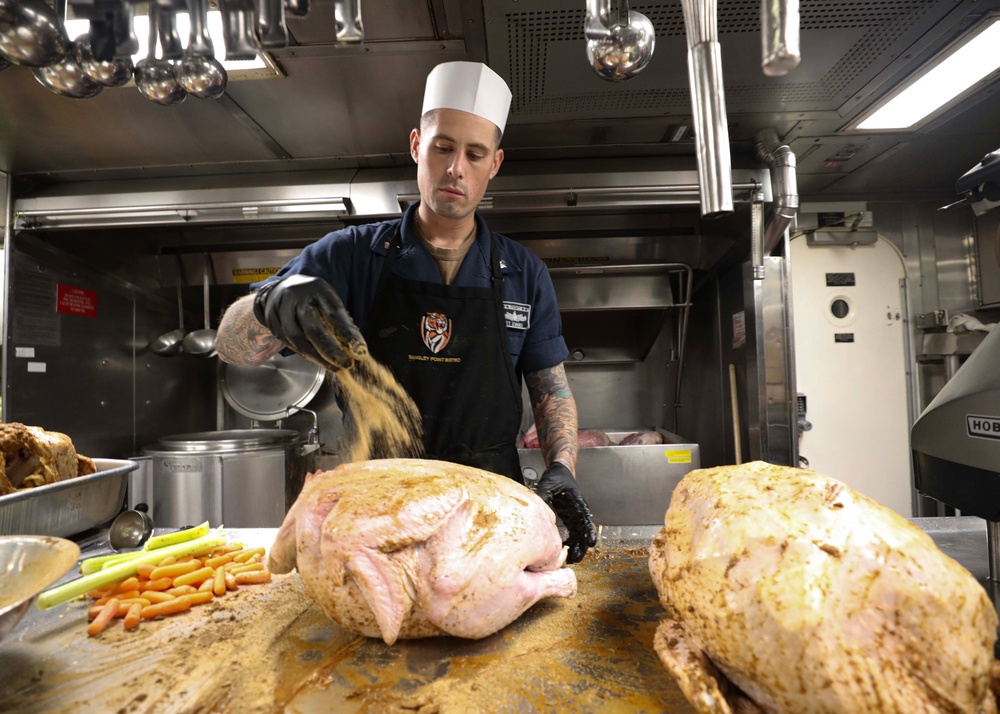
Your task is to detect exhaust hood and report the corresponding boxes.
[13,158,772,229]
[13,171,355,230]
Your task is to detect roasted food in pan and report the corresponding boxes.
[269,458,577,645]
[648,461,999,714]
[0,423,96,496]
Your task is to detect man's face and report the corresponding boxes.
[410,109,504,221]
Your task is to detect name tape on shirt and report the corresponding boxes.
[504,301,531,330]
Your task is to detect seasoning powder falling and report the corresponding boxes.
[334,350,424,462]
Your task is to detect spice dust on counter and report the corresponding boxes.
[280,545,695,713]
[1,547,695,713]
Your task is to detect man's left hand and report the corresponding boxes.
[532,462,597,564]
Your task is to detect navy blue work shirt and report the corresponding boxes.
[254,203,568,375]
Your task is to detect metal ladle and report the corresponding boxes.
[0,0,70,67]
[134,3,187,105]
[177,0,227,99]
[109,505,154,551]
[150,260,187,357]
[585,0,655,82]
[32,53,104,98]
[182,254,218,357]
[72,33,133,87]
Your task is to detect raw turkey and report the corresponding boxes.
[0,422,95,496]
[648,460,998,714]
[619,430,664,445]
[269,458,578,645]
[519,423,613,449]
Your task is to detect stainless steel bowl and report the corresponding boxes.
[0,535,79,643]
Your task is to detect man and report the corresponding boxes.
[216,62,596,563]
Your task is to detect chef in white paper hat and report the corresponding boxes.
[219,61,597,564]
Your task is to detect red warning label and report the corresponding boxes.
[56,284,98,318]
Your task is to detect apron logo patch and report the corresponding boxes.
[421,312,452,354]
[504,302,531,330]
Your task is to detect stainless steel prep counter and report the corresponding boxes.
[0,518,995,713]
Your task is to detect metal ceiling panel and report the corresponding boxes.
[223,50,466,159]
[486,0,961,123]
[0,69,279,175]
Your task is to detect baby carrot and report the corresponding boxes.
[140,597,192,620]
[139,577,173,592]
[205,554,232,569]
[166,585,197,596]
[235,570,271,585]
[116,577,139,593]
[87,598,120,636]
[87,602,126,619]
[229,563,263,575]
[137,564,156,579]
[172,566,213,588]
[233,547,266,563]
[141,591,176,604]
[213,566,226,596]
[149,560,200,581]
[186,591,213,606]
[123,603,142,630]
[95,590,140,606]
[87,597,154,619]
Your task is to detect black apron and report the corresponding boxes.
[362,222,525,483]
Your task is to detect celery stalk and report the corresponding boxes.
[36,533,227,610]
[78,550,145,575]
[143,521,211,551]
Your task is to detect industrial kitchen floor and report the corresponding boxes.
[0,527,697,713]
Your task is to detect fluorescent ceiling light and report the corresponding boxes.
[63,12,273,75]
[855,15,1000,130]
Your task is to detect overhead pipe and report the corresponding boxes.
[750,188,765,280]
[679,0,733,217]
[754,128,799,253]
[761,0,800,77]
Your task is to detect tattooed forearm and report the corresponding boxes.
[525,363,579,474]
[216,293,284,366]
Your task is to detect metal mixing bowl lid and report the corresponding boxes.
[218,352,325,422]
[146,428,302,454]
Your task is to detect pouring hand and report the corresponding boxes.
[253,274,366,371]
[532,462,597,564]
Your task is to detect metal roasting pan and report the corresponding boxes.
[0,459,138,537]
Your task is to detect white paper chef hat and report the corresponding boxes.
[421,62,512,134]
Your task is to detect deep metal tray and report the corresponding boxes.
[518,429,700,526]
[0,458,138,537]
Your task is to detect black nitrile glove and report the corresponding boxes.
[253,274,367,371]
[533,462,597,564]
